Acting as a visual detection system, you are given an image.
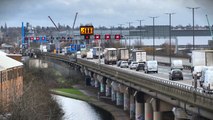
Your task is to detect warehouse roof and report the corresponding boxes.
[0,51,23,70]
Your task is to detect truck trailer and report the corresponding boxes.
[104,48,117,64]
[132,50,146,63]
[117,48,129,61]
[93,47,103,59]
[191,50,213,67]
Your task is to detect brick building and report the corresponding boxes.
[0,51,23,109]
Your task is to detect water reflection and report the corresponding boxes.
[54,95,113,120]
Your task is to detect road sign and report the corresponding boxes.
[42,37,45,40]
[95,34,101,40]
[70,44,78,53]
[80,26,94,35]
[36,37,40,40]
[30,37,34,40]
[115,34,121,40]
[105,34,111,40]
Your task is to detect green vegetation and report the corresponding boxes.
[5,63,64,120]
[52,89,90,102]
[55,88,84,96]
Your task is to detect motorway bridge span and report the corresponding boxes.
[44,53,213,120]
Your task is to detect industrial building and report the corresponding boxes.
[0,51,23,109]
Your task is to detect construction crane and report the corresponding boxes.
[72,12,78,43]
[48,16,61,53]
[206,14,213,40]
[48,16,60,32]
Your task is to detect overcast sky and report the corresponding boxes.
[1,0,213,28]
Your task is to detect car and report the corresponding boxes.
[136,63,144,71]
[128,59,133,65]
[169,69,183,80]
[144,60,158,73]
[117,60,122,67]
[129,61,138,69]
[120,61,129,68]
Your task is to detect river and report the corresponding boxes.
[27,59,113,120]
[54,95,113,120]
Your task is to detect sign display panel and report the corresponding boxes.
[80,26,94,35]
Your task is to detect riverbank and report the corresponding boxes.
[51,86,130,120]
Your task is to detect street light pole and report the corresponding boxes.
[165,13,175,66]
[98,38,101,64]
[110,26,114,47]
[118,24,124,47]
[127,22,133,49]
[150,16,158,60]
[187,7,200,50]
[137,20,144,47]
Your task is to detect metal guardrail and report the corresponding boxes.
[44,53,213,112]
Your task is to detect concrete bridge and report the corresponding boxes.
[43,53,213,120]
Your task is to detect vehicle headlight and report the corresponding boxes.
[197,73,201,76]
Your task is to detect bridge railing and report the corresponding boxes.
[44,53,213,112]
[77,58,213,112]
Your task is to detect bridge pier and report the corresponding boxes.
[123,87,130,111]
[89,71,95,86]
[116,91,123,106]
[105,79,111,97]
[93,73,99,88]
[111,81,118,102]
[111,86,116,102]
[97,75,105,93]
[153,112,162,120]
[129,88,135,120]
[151,98,162,120]
[135,92,144,120]
[145,102,153,120]
[84,67,89,76]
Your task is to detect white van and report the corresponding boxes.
[86,51,93,59]
[144,60,158,73]
[192,66,204,79]
[202,70,213,92]
[171,60,183,70]
[200,66,213,87]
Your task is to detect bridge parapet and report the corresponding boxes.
[44,53,213,114]
[77,58,213,112]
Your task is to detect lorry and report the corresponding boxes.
[171,60,183,70]
[117,48,129,61]
[191,50,213,76]
[104,48,117,64]
[131,50,146,63]
[93,47,103,59]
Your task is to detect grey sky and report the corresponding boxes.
[1,0,213,27]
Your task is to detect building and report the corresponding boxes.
[0,51,23,109]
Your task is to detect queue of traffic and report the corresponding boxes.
[46,44,213,93]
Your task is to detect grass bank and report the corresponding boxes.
[51,88,91,102]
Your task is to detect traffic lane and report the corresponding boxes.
[147,55,191,66]
[84,58,194,85]
[91,58,202,88]
[121,67,197,88]
[116,64,193,81]
[158,66,193,80]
